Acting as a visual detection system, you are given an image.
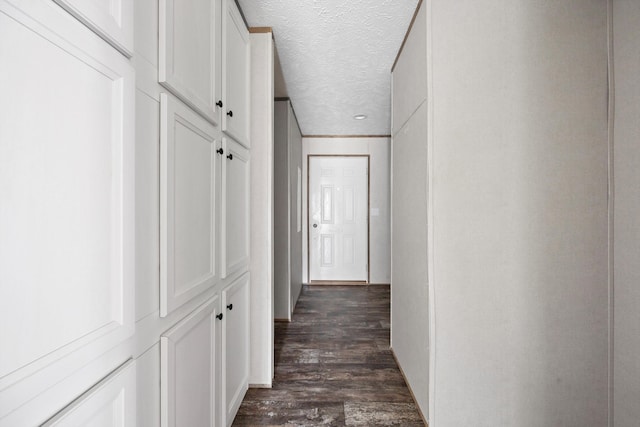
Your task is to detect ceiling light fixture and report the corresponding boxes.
[353,114,367,120]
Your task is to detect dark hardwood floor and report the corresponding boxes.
[232,285,425,426]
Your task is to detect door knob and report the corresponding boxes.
[216,100,223,108]
[216,148,224,155]
[313,224,318,228]
[227,153,233,160]
[227,304,233,310]
[227,110,233,117]
[216,313,223,320]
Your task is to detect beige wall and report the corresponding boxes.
[302,137,391,285]
[613,1,640,425]
[429,1,609,425]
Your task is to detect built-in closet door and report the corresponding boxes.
[222,0,250,147]
[0,2,135,423]
[221,138,250,278]
[160,93,222,317]
[53,0,134,56]
[159,0,222,124]
[222,273,250,426]
[160,296,222,427]
[41,361,136,426]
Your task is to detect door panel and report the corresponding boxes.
[160,296,220,427]
[42,361,136,426]
[221,273,250,426]
[159,0,221,124]
[221,138,250,278]
[53,0,134,56]
[222,0,250,147]
[160,93,220,317]
[309,157,368,281]
[0,0,134,390]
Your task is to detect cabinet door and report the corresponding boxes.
[53,0,134,56]
[160,93,221,317]
[221,138,250,278]
[222,0,250,147]
[159,0,222,124]
[222,273,250,427]
[161,296,222,427]
[42,361,136,426]
[0,1,134,412]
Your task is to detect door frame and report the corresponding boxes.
[306,154,370,285]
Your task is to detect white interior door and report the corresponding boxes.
[309,156,368,282]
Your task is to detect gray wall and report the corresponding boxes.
[288,105,303,311]
[613,1,640,425]
[429,1,609,425]
[274,100,303,320]
[274,101,290,320]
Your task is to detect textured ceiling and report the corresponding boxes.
[238,0,419,136]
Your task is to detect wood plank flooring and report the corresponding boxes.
[232,285,425,426]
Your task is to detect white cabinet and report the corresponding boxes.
[53,0,134,56]
[161,296,222,427]
[0,1,134,423]
[159,275,250,427]
[159,0,222,124]
[222,138,251,278]
[158,0,251,149]
[160,98,251,313]
[42,361,137,426]
[157,104,250,424]
[221,273,250,426]
[160,93,222,317]
[222,0,251,147]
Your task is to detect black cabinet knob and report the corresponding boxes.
[216,148,224,155]
[227,304,233,310]
[216,313,223,320]
[227,153,233,160]
[216,100,223,108]
[226,110,233,117]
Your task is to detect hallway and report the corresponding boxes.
[232,285,424,426]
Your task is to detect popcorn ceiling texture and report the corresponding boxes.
[238,0,419,136]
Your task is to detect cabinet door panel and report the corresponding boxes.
[159,0,221,124]
[221,138,250,278]
[0,0,134,386]
[53,0,134,56]
[161,297,221,427]
[222,273,250,426]
[222,0,250,147]
[161,94,221,317]
[42,360,136,426]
